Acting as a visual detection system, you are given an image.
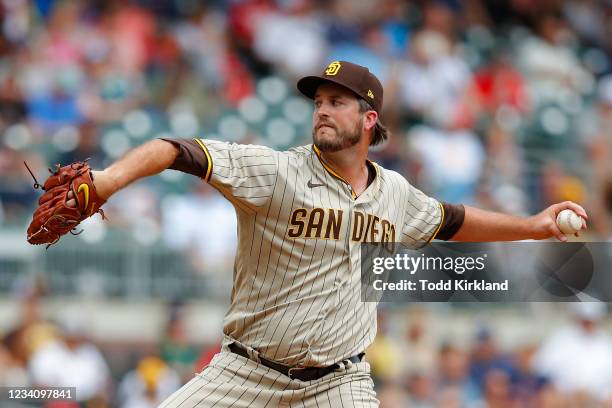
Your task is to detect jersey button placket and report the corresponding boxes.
[348,200,361,280]
[346,184,355,200]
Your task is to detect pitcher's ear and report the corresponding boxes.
[364,110,378,131]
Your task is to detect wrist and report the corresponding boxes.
[523,216,535,239]
[524,214,546,240]
[91,169,117,201]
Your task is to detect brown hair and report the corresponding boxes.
[358,99,389,146]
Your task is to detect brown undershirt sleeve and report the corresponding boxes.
[436,202,465,240]
[159,138,210,180]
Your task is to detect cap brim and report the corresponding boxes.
[297,76,342,100]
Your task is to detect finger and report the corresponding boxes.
[550,222,567,242]
[66,198,76,208]
[564,201,589,220]
[582,219,587,230]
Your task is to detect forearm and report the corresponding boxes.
[92,139,179,199]
[451,205,532,242]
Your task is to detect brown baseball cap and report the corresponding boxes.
[297,60,383,114]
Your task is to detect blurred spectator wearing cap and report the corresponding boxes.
[477,368,514,408]
[510,344,549,407]
[406,372,435,408]
[436,343,481,405]
[118,356,181,408]
[532,302,612,404]
[28,310,111,405]
[469,328,517,392]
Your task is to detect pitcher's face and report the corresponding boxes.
[312,83,364,153]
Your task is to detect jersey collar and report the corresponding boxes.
[311,144,379,200]
[312,144,351,185]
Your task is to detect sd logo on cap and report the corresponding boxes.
[324,61,342,76]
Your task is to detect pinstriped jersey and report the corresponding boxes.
[197,139,443,367]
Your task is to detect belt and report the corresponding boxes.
[228,343,364,381]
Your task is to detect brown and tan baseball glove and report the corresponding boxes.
[25,161,107,247]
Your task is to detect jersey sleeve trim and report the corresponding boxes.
[194,138,213,182]
[436,202,465,240]
[427,200,445,243]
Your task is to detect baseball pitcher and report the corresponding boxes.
[26,61,588,407]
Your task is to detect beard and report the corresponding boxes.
[312,116,364,153]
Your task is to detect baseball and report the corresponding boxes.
[556,209,583,234]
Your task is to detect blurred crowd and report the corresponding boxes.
[1,288,221,408]
[370,304,612,407]
[1,0,612,252]
[2,0,612,407]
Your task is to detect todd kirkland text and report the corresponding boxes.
[373,279,510,291]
